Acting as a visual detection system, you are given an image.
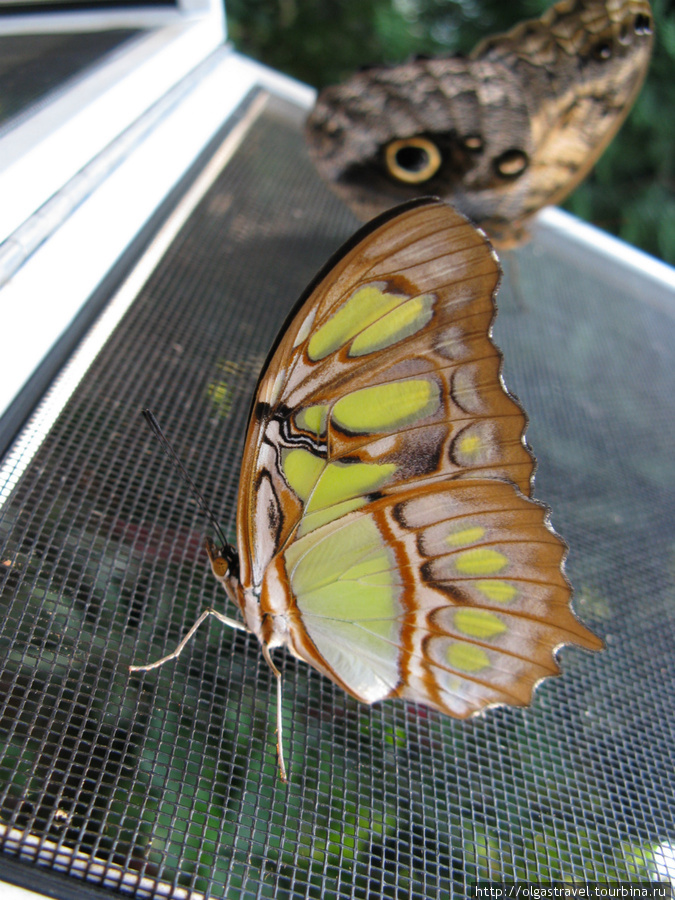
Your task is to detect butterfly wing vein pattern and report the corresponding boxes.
[216,200,602,722]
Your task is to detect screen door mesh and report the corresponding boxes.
[1,92,674,899]
[0,30,142,134]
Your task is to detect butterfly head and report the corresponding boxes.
[205,537,240,584]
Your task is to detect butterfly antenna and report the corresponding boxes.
[142,409,231,553]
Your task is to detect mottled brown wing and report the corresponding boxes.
[305,0,653,246]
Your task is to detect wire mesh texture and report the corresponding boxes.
[1,92,674,899]
[0,30,142,135]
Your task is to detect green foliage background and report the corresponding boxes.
[226,0,675,265]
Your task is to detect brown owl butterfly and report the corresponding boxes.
[305,0,653,246]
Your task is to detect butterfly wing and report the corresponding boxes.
[234,199,601,717]
[306,54,530,238]
[305,0,653,245]
[470,0,654,242]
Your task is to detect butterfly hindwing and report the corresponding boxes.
[275,480,597,715]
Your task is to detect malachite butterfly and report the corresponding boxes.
[131,198,602,781]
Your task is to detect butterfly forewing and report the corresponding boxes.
[233,199,601,717]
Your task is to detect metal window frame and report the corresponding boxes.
[0,4,312,457]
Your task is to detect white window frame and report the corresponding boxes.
[0,0,226,242]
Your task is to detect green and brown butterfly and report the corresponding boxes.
[131,199,602,780]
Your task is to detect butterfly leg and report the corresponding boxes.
[129,609,248,673]
[261,643,288,784]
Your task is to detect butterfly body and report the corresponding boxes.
[201,199,601,725]
[305,0,653,246]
